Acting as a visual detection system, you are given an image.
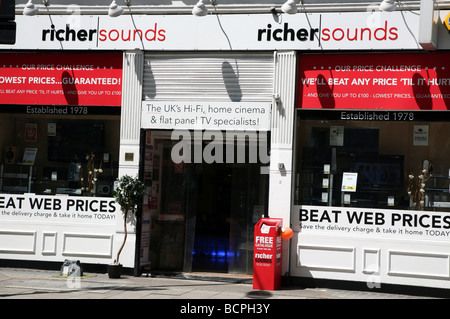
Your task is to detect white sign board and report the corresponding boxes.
[0,194,118,224]
[413,125,429,146]
[0,11,421,51]
[141,101,271,131]
[293,205,450,241]
[0,194,128,266]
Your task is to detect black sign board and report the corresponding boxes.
[0,0,15,20]
[297,109,450,122]
[0,0,15,44]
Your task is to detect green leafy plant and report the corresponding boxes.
[112,174,146,265]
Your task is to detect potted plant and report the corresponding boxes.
[108,174,146,278]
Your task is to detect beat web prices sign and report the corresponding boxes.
[293,205,450,241]
[0,194,118,225]
[298,52,450,110]
[0,52,122,106]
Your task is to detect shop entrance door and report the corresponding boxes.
[140,130,268,275]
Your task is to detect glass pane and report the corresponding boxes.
[145,137,191,271]
[295,114,450,212]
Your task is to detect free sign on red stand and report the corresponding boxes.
[298,52,450,110]
[0,52,122,106]
[253,218,282,291]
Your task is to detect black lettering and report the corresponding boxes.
[296,28,308,41]
[257,27,266,41]
[273,28,283,41]
[54,198,61,210]
[50,24,55,41]
[403,213,413,227]
[65,24,76,41]
[76,200,84,211]
[310,28,319,41]
[89,199,99,212]
[419,214,430,228]
[257,23,318,42]
[266,24,272,41]
[89,29,97,41]
[283,23,295,41]
[42,29,50,41]
[346,211,363,224]
[41,25,97,42]
[56,29,65,41]
[299,208,309,221]
[108,200,117,213]
[77,29,87,41]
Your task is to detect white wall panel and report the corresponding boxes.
[388,250,450,280]
[297,244,356,272]
[62,233,113,258]
[42,232,57,256]
[0,230,36,254]
[291,232,450,289]
[362,249,380,275]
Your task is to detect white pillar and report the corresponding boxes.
[119,50,144,178]
[268,51,296,277]
[114,50,144,268]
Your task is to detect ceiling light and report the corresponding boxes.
[108,0,123,17]
[379,0,397,12]
[281,0,297,14]
[192,0,208,16]
[23,0,38,16]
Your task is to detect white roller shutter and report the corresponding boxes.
[143,52,274,102]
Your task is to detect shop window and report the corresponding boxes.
[295,112,450,212]
[0,115,120,197]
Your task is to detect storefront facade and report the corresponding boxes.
[0,10,283,272]
[0,48,123,264]
[2,0,450,289]
[292,52,450,290]
[290,9,450,289]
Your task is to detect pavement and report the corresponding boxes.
[0,266,446,301]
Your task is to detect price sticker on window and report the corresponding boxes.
[341,172,358,192]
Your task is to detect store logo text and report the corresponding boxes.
[257,21,398,42]
[41,24,166,42]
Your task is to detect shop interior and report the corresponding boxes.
[0,113,120,196]
[141,130,268,274]
[295,113,450,211]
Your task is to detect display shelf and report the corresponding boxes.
[425,174,450,209]
[0,164,33,193]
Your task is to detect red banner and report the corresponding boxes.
[298,53,450,110]
[0,53,122,106]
